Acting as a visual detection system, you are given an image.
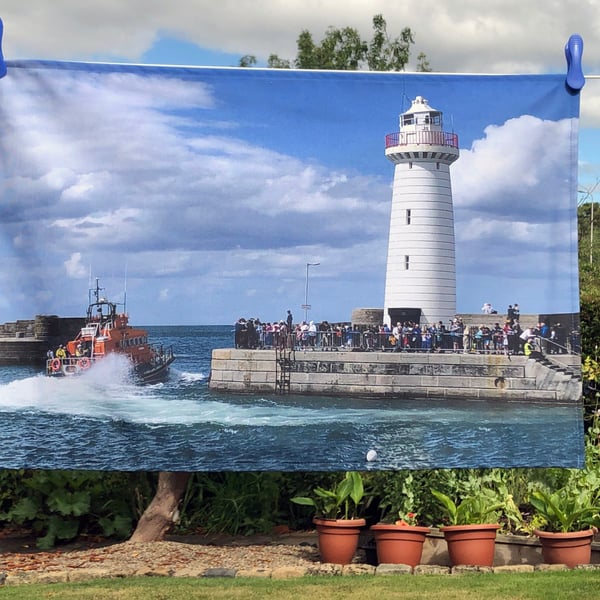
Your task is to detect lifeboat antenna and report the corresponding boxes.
[123,264,128,315]
[90,277,103,304]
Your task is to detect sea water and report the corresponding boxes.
[0,326,584,471]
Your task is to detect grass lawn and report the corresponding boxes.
[2,571,600,599]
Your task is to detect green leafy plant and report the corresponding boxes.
[179,472,285,535]
[431,489,504,526]
[529,487,600,533]
[291,471,366,520]
[396,511,418,526]
[0,470,141,549]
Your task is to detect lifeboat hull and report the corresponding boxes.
[134,355,175,384]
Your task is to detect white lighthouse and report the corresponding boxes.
[383,96,460,327]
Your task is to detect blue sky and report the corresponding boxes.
[0,60,580,324]
[140,36,242,69]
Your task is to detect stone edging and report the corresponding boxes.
[3,562,600,586]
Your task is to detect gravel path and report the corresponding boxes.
[0,531,330,583]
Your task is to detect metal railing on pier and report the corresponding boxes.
[234,330,580,356]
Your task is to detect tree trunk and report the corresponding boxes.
[130,471,191,542]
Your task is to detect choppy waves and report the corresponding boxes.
[0,325,584,470]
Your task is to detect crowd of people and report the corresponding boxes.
[233,305,577,355]
[234,314,347,351]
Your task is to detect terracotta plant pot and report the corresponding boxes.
[313,517,366,564]
[440,523,500,567]
[371,523,431,567]
[534,528,594,568]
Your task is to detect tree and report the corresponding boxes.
[254,14,429,72]
[578,201,600,423]
[268,54,291,69]
[130,472,191,542]
[239,54,291,69]
[238,54,257,68]
[366,14,414,71]
[416,52,432,73]
[295,27,367,70]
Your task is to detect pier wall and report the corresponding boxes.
[0,316,85,365]
[209,349,581,402]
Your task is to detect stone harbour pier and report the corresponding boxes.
[0,316,85,365]
[209,349,580,403]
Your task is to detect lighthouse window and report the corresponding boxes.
[401,114,414,126]
[405,255,410,270]
[406,209,412,225]
[436,162,440,170]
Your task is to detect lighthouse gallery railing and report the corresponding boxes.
[385,130,459,149]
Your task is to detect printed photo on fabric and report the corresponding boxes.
[0,61,583,470]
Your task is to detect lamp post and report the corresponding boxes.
[303,262,320,322]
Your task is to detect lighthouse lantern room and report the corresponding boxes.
[383,96,460,328]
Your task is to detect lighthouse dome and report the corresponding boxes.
[404,96,437,114]
[400,96,443,131]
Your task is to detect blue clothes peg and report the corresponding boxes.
[0,17,6,78]
[565,34,584,92]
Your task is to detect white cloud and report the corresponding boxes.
[64,252,87,278]
[42,168,77,190]
[453,115,574,217]
[2,67,390,263]
[451,114,578,313]
[580,79,600,128]
[61,172,111,202]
